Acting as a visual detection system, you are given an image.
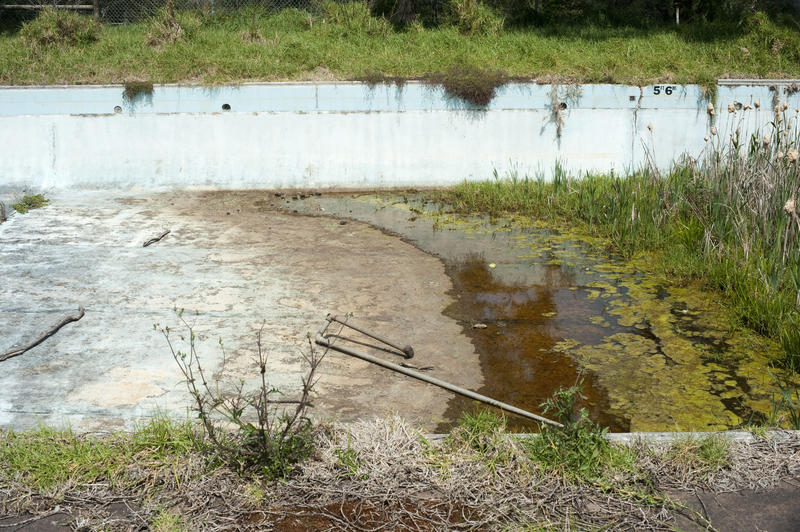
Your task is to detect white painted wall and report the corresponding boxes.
[0,82,798,190]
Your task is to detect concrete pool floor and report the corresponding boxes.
[0,190,480,432]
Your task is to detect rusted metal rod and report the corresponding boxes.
[326,313,414,359]
[315,317,561,427]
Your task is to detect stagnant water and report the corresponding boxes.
[280,193,786,432]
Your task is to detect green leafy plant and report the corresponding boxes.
[524,379,615,480]
[11,194,48,214]
[157,309,325,478]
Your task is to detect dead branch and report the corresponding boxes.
[143,230,170,247]
[0,306,85,362]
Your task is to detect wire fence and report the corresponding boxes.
[103,0,327,23]
[0,1,335,24]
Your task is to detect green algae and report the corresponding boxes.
[282,192,794,431]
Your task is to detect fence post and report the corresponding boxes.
[93,0,99,20]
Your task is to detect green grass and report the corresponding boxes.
[11,194,48,214]
[1,4,799,85]
[0,417,202,491]
[667,435,731,473]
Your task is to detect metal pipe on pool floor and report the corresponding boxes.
[315,316,562,428]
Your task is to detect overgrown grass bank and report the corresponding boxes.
[1,4,800,85]
[437,115,800,370]
[2,413,798,530]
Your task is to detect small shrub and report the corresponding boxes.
[524,380,621,481]
[157,310,325,479]
[424,65,508,107]
[11,194,48,214]
[448,0,504,36]
[20,7,101,51]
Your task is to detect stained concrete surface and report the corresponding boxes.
[0,190,480,432]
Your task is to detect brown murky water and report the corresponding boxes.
[282,193,786,432]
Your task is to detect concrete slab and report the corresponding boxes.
[0,190,480,432]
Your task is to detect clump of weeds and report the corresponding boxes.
[360,70,406,89]
[156,309,325,479]
[447,409,516,471]
[662,434,732,481]
[146,0,201,47]
[20,7,101,52]
[448,0,505,36]
[524,379,635,482]
[11,194,48,214]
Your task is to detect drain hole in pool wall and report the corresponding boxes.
[559,102,568,110]
[222,103,231,111]
[114,106,122,113]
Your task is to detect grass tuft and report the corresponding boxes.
[19,8,101,52]
[667,435,731,473]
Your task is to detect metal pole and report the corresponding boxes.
[315,319,561,427]
[327,314,414,359]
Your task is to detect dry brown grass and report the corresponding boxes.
[2,418,799,530]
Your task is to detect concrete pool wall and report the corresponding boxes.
[1,80,799,190]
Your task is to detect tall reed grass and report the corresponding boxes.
[439,107,800,369]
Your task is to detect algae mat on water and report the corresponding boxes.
[284,194,788,432]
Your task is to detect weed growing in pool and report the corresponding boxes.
[20,7,101,52]
[11,194,48,214]
[523,380,626,481]
[156,309,325,479]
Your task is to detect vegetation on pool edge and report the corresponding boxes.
[1,3,800,86]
